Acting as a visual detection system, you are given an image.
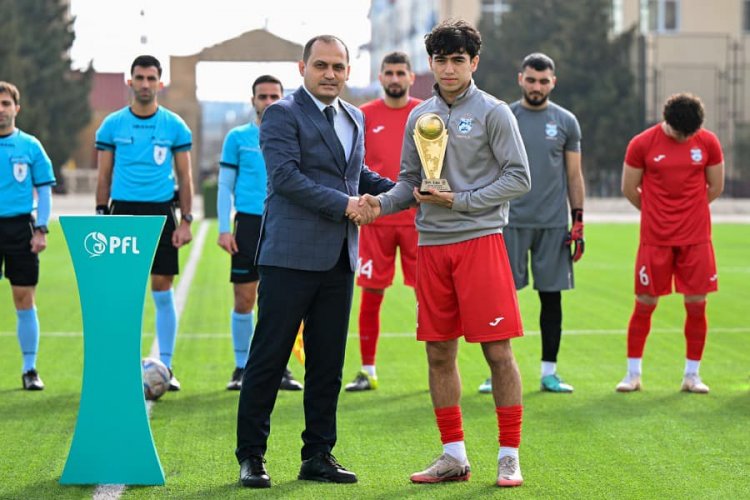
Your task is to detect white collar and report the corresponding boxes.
[302,85,341,114]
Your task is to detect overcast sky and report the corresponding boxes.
[69,0,373,101]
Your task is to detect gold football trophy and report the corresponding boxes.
[413,113,451,193]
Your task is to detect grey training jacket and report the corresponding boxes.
[379,81,531,245]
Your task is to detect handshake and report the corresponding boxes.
[346,194,381,226]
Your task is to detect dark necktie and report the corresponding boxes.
[324,106,335,127]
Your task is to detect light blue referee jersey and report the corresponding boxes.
[96,106,192,202]
[219,122,266,215]
[0,129,55,217]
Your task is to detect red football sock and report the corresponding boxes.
[684,301,707,361]
[435,406,464,444]
[496,405,523,448]
[627,301,657,358]
[358,290,384,366]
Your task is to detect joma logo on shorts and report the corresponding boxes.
[489,316,505,327]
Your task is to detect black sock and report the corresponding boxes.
[539,291,562,363]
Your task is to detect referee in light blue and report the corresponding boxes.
[217,75,302,392]
[0,81,55,390]
[95,55,194,392]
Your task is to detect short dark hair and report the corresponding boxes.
[302,35,349,63]
[130,55,162,77]
[424,20,481,59]
[0,81,20,105]
[663,93,705,136]
[381,51,411,71]
[252,75,283,96]
[521,52,555,72]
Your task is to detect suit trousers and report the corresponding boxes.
[236,245,354,462]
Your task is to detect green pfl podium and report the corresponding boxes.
[59,216,166,485]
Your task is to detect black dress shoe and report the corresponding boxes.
[280,367,303,391]
[240,455,271,488]
[298,452,357,483]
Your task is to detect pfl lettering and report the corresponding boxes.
[109,236,140,254]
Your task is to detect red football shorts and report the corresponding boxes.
[634,242,718,296]
[416,233,524,343]
[356,224,417,289]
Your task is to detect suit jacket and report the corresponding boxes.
[257,86,395,272]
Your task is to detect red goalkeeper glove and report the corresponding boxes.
[565,208,584,262]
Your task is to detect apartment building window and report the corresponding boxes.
[482,0,510,26]
[648,0,680,32]
[612,0,624,34]
[745,0,750,32]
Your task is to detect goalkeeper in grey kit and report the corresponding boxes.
[478,52,585,395]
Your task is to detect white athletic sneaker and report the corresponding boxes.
[616,373,642,392]
[410,453,470,483]
[681,373,709,394]
[497,455,523,487]
[478,377,492,394]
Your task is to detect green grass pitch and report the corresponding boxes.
[0,222,748,499]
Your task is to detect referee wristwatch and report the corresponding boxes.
[34,225,49,234]
[181,213,194,224]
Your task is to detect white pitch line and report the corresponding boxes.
[134,326,750,338]
[174,222,210,317]
[90,485,125,499]
[93,221,208,500]
[5,326,747,340]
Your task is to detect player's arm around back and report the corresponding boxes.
[706,162,724,203]
[172,150,193,248]
[621,164,643,210]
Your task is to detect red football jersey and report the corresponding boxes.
[361,97,421,226]
[625,124,723,245]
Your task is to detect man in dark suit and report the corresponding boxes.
[236,35,395,488]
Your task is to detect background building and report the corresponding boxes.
[65,73,128,192]
[619,0,750,194]
[368,0,497,98]
[368,0,510,98]
[367,0,750,195]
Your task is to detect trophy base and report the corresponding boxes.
[419,179,451,195]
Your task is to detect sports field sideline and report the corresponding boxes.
[0,204,748,498]
[47,193,750,222]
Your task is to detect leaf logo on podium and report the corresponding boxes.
[84,232,108,258]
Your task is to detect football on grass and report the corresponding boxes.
[142,357,170,401]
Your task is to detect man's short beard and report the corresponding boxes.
[384,86,406,99]
[135,94,156,105]
[523,90,548,106]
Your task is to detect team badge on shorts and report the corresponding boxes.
[457,117,473,134]
[13,162,28,182]
[153,145,168,165]
[545,122,558,138]
[690,148,703,163]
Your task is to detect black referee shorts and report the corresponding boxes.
[231,212,261,284]
[110,200,179,276]
[0,214,39,286]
